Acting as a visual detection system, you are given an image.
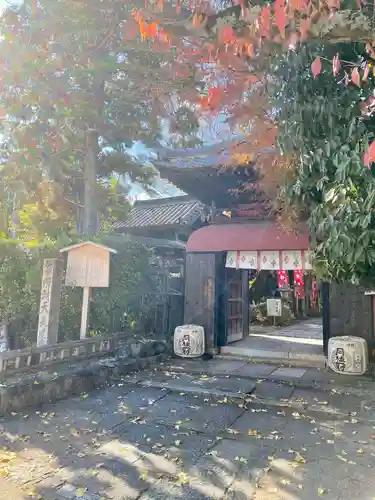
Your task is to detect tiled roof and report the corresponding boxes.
[155,144,275,170]
[113,196,205,230]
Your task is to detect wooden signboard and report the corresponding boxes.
[60,242,117,339]
[65,245,110,288]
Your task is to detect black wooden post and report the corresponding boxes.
[321,281,330,356]
[242,270,249,337]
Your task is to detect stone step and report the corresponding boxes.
[138,376,360,420]
[219,346,327,369]
[140,373,257,400]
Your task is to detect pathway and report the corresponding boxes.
[221,318,325,365]
[0,360,374,499]
[250,317,323,341]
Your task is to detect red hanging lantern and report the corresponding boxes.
[276,270,289,288]
[293,270,304,298]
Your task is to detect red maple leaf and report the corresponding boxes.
[274,5,287,38]
[351,67,361,87]
[364,151,370,168]
[332,54,341,76]
[299,18,310,41]
[363,65,370,82]
[311,56,322,78]
[220,26,235,44]
[368,140,375,162]
[260,6,271,36]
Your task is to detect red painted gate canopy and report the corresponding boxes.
[186,222,309,252]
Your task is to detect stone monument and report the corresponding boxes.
[36,258,64,347]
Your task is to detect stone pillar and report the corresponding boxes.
[0,322,9,352]
[37,259,63,347]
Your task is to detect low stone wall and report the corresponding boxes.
[0,332,135,375]
[0,337,169,416]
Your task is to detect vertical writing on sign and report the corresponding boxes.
[37,259,63,347]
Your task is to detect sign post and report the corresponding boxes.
[60,241,117,339]
[266,298,282,326]
[80,286,90,339]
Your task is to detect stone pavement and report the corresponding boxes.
[0,361,375,499]
[221,319,327,367]
[163,357,375,395]
[250,318,323,341]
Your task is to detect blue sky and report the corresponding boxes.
[0,1,12,10]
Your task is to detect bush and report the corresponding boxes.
[0,234,156,348]
[251,299,295,327]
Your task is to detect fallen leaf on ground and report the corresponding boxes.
[318,487,326,495]
[176,472,189,485]
[86,469,98,478]
[76,488,86,498]
[248,429,258,436]
[0,467,9,478]
[280,478,290,485]
[295,452,306,464]
[27,488,42,499]
[139,471,148,481]
[217,397,228,404]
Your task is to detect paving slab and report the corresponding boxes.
[232,363,277,378]
[232,408,287,438]
[254,453,375,500]
[221,346,290,360]
[165,359,247,375]
[141,374,256,399]
[252,381,295,400]
[141,371,199,385]
[291,388,364,416]
[270,367,306,380]
[138,478,208,500]
[112,421,217,471]
[190,375,256,395]
[140,392,245,433]
[211,438,274,463]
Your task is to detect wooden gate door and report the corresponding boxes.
[226,268,248,343]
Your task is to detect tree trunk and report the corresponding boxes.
[83,128,99,236]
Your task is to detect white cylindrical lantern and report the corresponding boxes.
[174,325,205,358]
